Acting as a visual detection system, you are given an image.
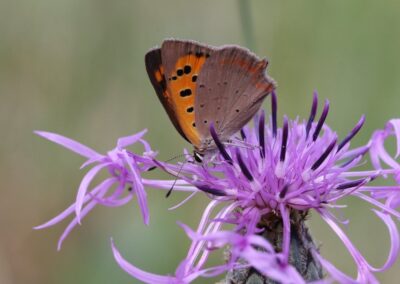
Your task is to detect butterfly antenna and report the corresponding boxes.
[147,153,192,172]
[166,160,187,198]
[164,152,195,163]
[224,137,261,150]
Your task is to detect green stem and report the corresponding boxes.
[238,0,256,51]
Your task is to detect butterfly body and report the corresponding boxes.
[145,39,276,155]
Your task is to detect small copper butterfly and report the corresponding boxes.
[145,39,276,157]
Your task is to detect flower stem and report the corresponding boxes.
[225,210,324,283]
[238,0,255,51]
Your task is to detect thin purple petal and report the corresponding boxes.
[369,210,399,272]
[123,151,149,225]
[111,239,174,284]
[34,178,115,230]
[388,119,400,158]
[35,131,101,159]
[58,187,108,250]
[117,129,148,149]
[75,163,110,222]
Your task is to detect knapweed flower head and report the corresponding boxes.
[36,92,400,283]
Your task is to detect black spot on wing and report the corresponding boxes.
[160,77,167,91]
[180,89,192,97]
[184,65,192,74]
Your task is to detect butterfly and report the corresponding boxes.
[145,39,276,159]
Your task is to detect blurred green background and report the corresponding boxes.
[1,0,400,283]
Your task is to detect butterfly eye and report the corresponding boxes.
[194,151,203,162]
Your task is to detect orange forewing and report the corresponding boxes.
[164,54,207,147]
[146,42,211,149]
[145,49,191,143]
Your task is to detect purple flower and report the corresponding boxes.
[369,119,400,208]
[111,220,305,284]
[34,130,198,250]
[37,91,400,283]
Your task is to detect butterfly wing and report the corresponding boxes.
[145,40,215,148]
[160,40,215,148]
[194,46,276,150]
[145,48,190,142]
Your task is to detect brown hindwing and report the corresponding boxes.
[195,45,276,148]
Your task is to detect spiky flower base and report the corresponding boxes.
[225,211,323,283]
